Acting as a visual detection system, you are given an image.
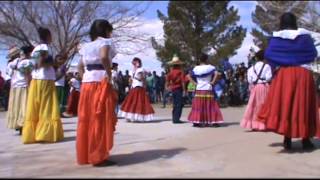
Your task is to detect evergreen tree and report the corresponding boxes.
[251,1,308,49]
[152,1,246,67]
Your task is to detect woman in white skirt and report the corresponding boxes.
[6,46,34,134]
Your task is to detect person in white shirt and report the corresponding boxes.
[111,63,120,114]
[119,57,155,122]
[6,46,34,134]
[257,13,319,150]
[188,53,224,127]
[76,19,117,166]
[63,72,81,117]
[4,47,20,111]
[55,68,67,114]
[240,50,272,131]
[22,27,64,144]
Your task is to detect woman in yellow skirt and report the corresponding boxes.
[22,27,64,144]
[6,46,34,134]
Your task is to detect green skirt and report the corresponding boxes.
[56,86,67,113]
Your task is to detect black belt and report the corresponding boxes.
[86,64,105,71]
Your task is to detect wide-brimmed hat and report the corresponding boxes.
[6,46,21,59]
[167,54,184,65]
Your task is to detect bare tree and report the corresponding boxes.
[0,1,151,65]
[299,1,320,33]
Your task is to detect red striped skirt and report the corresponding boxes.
[258,67,320,138]
[188,90,224,124]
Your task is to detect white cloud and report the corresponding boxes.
[113,14,258,73]
[113,17,165,74]
[229,32,259,65]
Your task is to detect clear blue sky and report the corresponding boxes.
[0,1,257,76]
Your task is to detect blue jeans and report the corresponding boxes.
[162,90,172,107]
[172,88,183,123]
[147,86,155,103]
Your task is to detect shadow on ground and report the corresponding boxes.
[64,129,76,132]
[59,136,76,143]
[220,122,240,127]
[62,121,77,125]
[109,147,187,166]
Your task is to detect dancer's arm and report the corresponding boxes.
[100,46,112,81]
[78,58,84,80]
[210,71,221,85]
[187,74,197,85]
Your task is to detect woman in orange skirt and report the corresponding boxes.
[257,13,320,150]
[76,19,118,166]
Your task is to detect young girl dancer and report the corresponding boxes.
[188,54,224,127]
[120,57,155,122]
[77,19,118,166]
[240,50,272,131]
[6,46,34,134]
[22,27,64,143]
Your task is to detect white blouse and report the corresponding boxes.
[8,58,34,88]
[55,76,65,87]
[247,62,272,84]
[70,78,80,92]
[79,37,117,83]
[31,43,56,80]
[193,64,216,91]
[131,68,144,88]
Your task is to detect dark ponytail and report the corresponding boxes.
[37,27,51,42]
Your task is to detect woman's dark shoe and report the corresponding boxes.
[193,123,200,127]
[302,139,315,150]
[173,121,184,124]
[212,124,221,128]
[283,137,292,150]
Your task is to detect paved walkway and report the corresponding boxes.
[1,105,320,178]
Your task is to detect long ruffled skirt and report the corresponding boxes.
[119,87,155,122]
[188,90,224,125]
[258,67,320,138]
[6,87,28,129]
[240,84,269,130]
[66,90,80,116]
[76,79,117,165]
[22,80,64,144]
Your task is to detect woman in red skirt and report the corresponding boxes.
[63,73,81,117]
[188,54,223,127]
[119,57,155,122]
[257,13,320,150]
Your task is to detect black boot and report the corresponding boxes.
[283,137,292,150]
[193,123,200,127]
[19,127,23,136]
[302,138,315,150]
